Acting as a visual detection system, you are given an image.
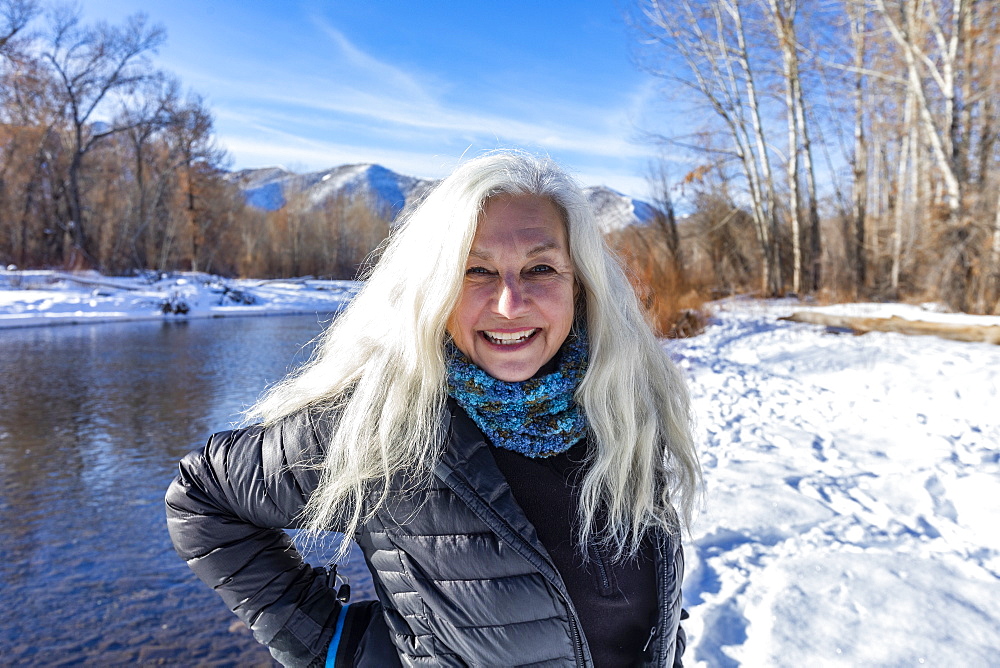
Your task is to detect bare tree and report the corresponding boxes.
[639,0,783,295]
[844,0,869,293]
[0,0,38,57]
[111,73,177,268]
[161,93,229,272]
[768,0,805,292]
[43,6,165,266]
[648,160,685,273]
[870,0,966,219]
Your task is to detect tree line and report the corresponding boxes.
[0,1,387,279]
[632,0,999,313]
[4,0,998,313]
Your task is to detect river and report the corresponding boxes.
[0,315,373,666]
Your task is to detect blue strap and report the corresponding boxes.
[325,604,351,668]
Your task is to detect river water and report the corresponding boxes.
[0,316,373,666]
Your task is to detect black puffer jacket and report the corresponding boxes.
[166,401,686,666]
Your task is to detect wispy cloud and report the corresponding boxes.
[205,21,653,161]
[221,133,465,180]
[170,15,670,196]
[76,0,676,197]
[310,20,437,105]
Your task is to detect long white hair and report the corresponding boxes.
[249,149,701,559]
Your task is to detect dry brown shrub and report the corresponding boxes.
[605,225,710,338]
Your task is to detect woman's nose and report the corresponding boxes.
[495,275,529,318]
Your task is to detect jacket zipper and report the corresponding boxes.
[591,542,611,593]
[655,532,670,665]
[569,613,585,666]
[642,625,658,654]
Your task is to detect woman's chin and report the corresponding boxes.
[475,353,548,382]
[481,362,539,383]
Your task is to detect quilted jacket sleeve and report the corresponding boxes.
[164,411,382,668]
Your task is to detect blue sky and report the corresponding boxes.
[74,0,679,198]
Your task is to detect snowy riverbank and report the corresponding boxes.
[0,270,358,329]
[2,270,997,664]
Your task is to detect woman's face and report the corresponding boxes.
[447,195,576,382]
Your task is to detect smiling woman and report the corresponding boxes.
[447,194,577,382]
[166,150,702,667]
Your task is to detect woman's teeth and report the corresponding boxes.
[483,329,537,345]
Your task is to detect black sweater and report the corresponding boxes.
[491,439,659,667]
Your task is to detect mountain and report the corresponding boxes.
[227,164,432,220]
[582,185,659,232]
[229,164,657,232]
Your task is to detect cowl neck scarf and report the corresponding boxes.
[445,330,588,458]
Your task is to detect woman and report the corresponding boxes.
[166,150,701,667]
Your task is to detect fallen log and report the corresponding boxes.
[780,311,1000,345]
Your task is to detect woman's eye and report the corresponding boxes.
[527,264,555,274]
[466,266,493,275]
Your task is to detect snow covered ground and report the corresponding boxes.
[2,270,997,664]
[668,298,1000,667]
[0,269,358,328]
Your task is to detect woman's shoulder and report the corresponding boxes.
[196,406,337,475]
[266,406,338,459]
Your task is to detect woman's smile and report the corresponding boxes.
[481,328,539,345]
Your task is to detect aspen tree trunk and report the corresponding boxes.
[769,0,802,294]
[725,0,782,294]
[974,2,996,200]
[871,145,882,272]
[706,0,774,294]
[788,13,821,293]
[185,156,198,273]
[992,188,1000,312]
[797,81,822,292]
[127,133,148,268]
[954,0,974,185]
[784,77,802,295]
[769,0,822,293]
[892,91,914,292]
[981,0,998,312]
[848,0,868,294]
[873,0,963,220]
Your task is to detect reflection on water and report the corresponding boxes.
[0,316,372,665]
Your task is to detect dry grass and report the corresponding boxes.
[606,226,711,338]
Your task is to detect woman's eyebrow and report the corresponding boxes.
[526,241,561,257]
[468,241,561,262]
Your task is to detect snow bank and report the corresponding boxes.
[0,270,359,329]
[668,298,1000,666]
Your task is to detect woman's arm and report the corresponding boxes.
[164,412,379,667]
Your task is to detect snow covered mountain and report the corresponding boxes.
[229,164,656,232]
[582,185,659,232]
[227,164,432,220]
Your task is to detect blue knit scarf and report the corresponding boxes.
[445,331,589,458]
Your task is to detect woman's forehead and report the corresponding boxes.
[474,196,567,245]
